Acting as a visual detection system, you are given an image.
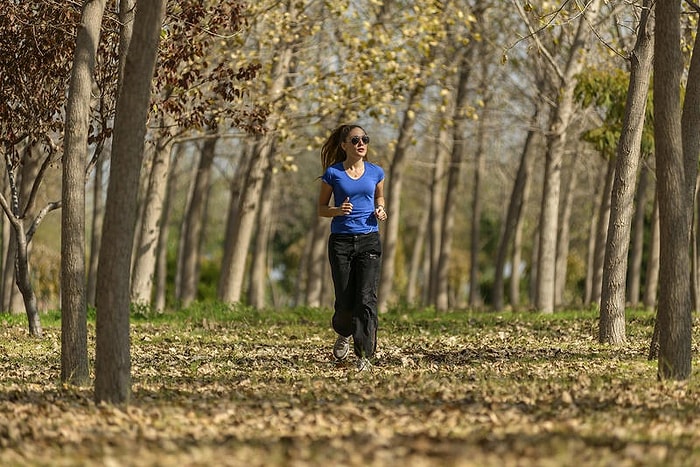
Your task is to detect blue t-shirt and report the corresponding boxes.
[321,162,385,234]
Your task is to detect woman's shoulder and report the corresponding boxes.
[323,162,343,174]
[322,162,343,182]
[326,162,345,172]
[366,161,385,176]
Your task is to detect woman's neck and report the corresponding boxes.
[344,157,364,169]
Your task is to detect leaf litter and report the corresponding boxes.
[1,310,700,466]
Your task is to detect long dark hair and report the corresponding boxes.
[320,124,366,171]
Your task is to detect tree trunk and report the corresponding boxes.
[61,0,106,384]
[14,220,41,337]
[510,180,528,308]
[87,156,105,307]
[693,173,700,311]
[529,226,539,305]
[590,157,615,307]
[218,136,269,304]
[218,143,248,302]
[654,0,692,380]
[154,144,184,312]
[95,0,166,404]
[643,194,659,308]
[407,199,429,305]
[429,125,449,307]
[248,166,274,309]
[683,15,700,315]
[88,0,133,308]
[627,166,650,306]
[305,215,328,308]
[535,0,602,313]
[493,107,538,311]
[554,160,578,307]
[599,4,654,344]
[219,44,292,304]
[469,102,486,307]
[378,85,421,311]
[2,144,41,315]
[179,137,216,307]
[130,134,174,307]
[584,169,603,306]
[2,227,20,313]
[174,153,199,300]
[436,55,473,311]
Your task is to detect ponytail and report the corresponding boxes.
[320,124,365,171]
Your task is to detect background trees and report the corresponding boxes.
[4,0,700,387]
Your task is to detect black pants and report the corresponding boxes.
[328,232,382,359]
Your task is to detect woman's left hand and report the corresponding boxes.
[375,206,387,221]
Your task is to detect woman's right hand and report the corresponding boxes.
[339,197,353,216]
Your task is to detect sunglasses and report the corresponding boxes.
[349,135,370,146]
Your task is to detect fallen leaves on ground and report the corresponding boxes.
[1,310,699,466]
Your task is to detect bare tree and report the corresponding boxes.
[509,0,604,312]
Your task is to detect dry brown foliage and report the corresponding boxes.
[1,309,699,466]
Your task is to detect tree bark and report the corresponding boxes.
[493,107,538,311]
[428,125,449,307]
[643,194,660,308]
[590,156,615,307]
[219,45,292,304]
[130,135,174,307]
[554,160,578,307]
[378,85,421,311]
[61,0,107,384]
[305,215,328,308]
[87,156,105,307]
[95,0,166,404]
[469,100,486,308]
[154,144,184,311]
[377,86,423,310]
[599,4,654,344]
[218,137,268,304]
[248,164,274,309]
[179,137,216,307]
[682,11,700,315]
[655,0,692,380]
[436,54,473,311]
[535,0,602,313]
[407,198,429,305]
[218,143,248,302]
[627,166,650,307]
[2,144,41,315]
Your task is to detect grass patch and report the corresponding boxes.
[1,305,699,466]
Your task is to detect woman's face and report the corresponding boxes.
[341,127,369,159]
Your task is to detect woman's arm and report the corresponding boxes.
[318,181,352,218]
[374,179,387,221]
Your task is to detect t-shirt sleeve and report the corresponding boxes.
[321,167,335,187]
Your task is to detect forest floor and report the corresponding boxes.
[1,306,700,466]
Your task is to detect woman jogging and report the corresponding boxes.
[318,124,387,371]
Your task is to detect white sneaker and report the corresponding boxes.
[333,335,350,360]
[356,357,373,372]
